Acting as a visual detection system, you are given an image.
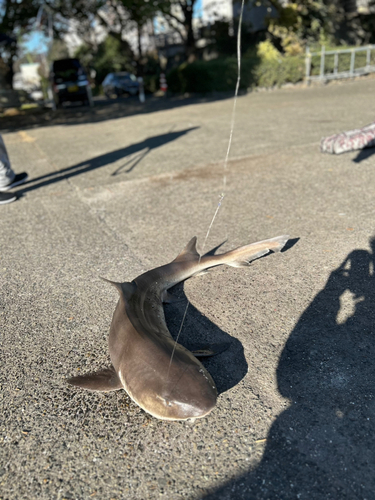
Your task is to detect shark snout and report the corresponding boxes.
[156,388,217,420]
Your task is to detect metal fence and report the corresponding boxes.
[305,45,375,83]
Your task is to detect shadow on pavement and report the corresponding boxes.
[0,93,238,133]
[164,281,248,395]
[203,237,375,499]
[352,147,375,163]
[18,127,199,194]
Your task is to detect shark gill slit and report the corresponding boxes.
[166,0,246,386]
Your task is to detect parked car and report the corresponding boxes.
[102,72,139,98]
[50,58,93,108]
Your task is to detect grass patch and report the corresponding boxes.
[20,103,39,110]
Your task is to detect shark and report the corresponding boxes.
[67,234,289,421]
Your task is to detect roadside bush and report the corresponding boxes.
[143,74,159,93]
[257,40,282,62]
[141,54,161,94]
[167,54,305,93]
[167,58,258,94]
[254,39,305,88]
[255,56,305,87]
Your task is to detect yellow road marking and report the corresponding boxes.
[18,131,36,142]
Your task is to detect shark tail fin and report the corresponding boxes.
[220,235,289,268]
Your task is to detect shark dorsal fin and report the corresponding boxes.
[101,278,136,301]
[173,237,200,262]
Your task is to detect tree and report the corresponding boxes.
[75,35,134,84]
[0,0,41,87]
[96,0,171,73]
[121,0,159,60]
[0,0,106,87]
[158,0,198,60]
[265,0,374,49]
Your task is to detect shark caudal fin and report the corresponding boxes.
[220,235,289,268]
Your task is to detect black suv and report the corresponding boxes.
[50,58,93,108]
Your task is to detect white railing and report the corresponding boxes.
[305,45,375,82]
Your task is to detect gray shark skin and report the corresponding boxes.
[67,235,289,421]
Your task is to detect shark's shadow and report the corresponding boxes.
[164,281,248,395]
[203,236,375,499]
[163,240,299,395]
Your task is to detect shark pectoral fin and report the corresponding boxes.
[190,342,231,357]
[101,278,136,301]
[100,277,123,292]
[67,366,123,392]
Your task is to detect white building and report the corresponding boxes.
[13,63,41,91]
[200,0,233,24]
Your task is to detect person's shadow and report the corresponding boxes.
[204,237,375,498]
[19,127,199,194]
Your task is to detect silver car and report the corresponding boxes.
[102,72,139,98]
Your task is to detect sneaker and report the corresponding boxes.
[0,192,17,204]
[0,172,28,191]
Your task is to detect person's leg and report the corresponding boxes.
[0,134,28,191]
[0,134,15,189]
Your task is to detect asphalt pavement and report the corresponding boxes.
[2,77,375,499]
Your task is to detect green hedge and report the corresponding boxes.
[167,58,257,93]
[254,56,305,88]
[167,55,306,93]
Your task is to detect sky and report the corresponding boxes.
[24,31,49,52]
[194,0,203,18]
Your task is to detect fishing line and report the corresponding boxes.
[201,0,245,256]
[167,0,245,379]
